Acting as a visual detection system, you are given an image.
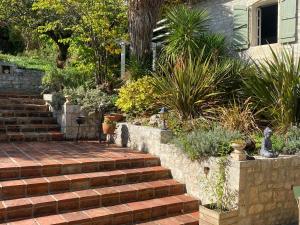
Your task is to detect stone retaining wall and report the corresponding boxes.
[44,94,98,140]
[0,61,44,94]
[115,123,300,225]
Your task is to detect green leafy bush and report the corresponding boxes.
[64,87,117,115]
[282,127,300,154]
[42,65,93,93]
[173,125,243,159]
[116,76,158,115]
[50,92,65,111]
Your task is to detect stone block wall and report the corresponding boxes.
[44,94,98,140]
[0,61,44,94]
[56,104,98,140]
[116,123,300,225]
[237,157,299,225]
[115,123,239,205]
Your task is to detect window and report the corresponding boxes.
[257,4,278,45]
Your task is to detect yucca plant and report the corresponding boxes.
[152,52,231,120]
[161,5,229,64]
[243,47,300,131]
[163,5,210,62]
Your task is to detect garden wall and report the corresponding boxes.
[0,61,44,94]
[44,94,98,140]
[115,123,300,225]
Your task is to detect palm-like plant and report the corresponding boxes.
[163,5,209,60]
[152,52,231,120]
[242,47,300,131]
[161,5,229,64]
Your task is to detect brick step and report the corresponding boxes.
[0,152,160,181]
[0,179,185,222]
[5,194,198,225]
[0,117,57,126]
[1,124,60,133]
[0,166,171,200]
[0,94,42,99]
[0,105,48,112]
[0,98,45,106]
[0,132,64,142]
[138,212,199,225]
[0,111,52,118]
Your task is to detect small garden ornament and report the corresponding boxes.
[260,127,279,158]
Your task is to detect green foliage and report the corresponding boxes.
[66,0,127,84]
[204,157,237,212]
[126,56,151,80]
[50,92,66,111]
[42,65,93,93]
[116,76,158,116]
[0,0,127,84]
[0,53,53,71]
[242,47,300,131]
[173,125,243,159]
[64,87,117,115]
[163,5,210,61]
[153,53,231,120]
[0,25,25,54]
[161,5,229,63]
[283,126,300,154]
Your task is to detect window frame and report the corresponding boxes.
[249,0,279,47]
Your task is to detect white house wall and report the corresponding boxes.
[196,0,300,60]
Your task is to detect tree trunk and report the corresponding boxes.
[128,0,164,63]
[56,42,69,69]
[45,30,72,69]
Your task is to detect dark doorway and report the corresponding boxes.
[260,4,278,45]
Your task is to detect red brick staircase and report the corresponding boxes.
[0,142,199,225]
[0,93,64,142]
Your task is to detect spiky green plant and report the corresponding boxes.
[163,5,209,61]
[243,47,300,131]
[152,52,231,120]
[161,5,229,63]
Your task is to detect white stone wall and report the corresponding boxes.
[196,0,300,60]
[115,123,300,225]
[55,103,98,140]
[44,94,98,140]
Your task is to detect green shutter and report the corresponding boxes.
[279,0,297,43]
[233,5,249,50]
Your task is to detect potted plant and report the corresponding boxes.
[199,157,238,225]
[102,118,117,134]
[104,113,124,122]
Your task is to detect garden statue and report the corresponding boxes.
[260,127,279,158]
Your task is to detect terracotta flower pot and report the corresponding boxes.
[102,123,116,134]
[199,205,238,225]
[104,114,124,122]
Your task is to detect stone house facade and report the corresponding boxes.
[195,0,300,60]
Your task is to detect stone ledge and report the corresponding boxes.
[115,124,300,225]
